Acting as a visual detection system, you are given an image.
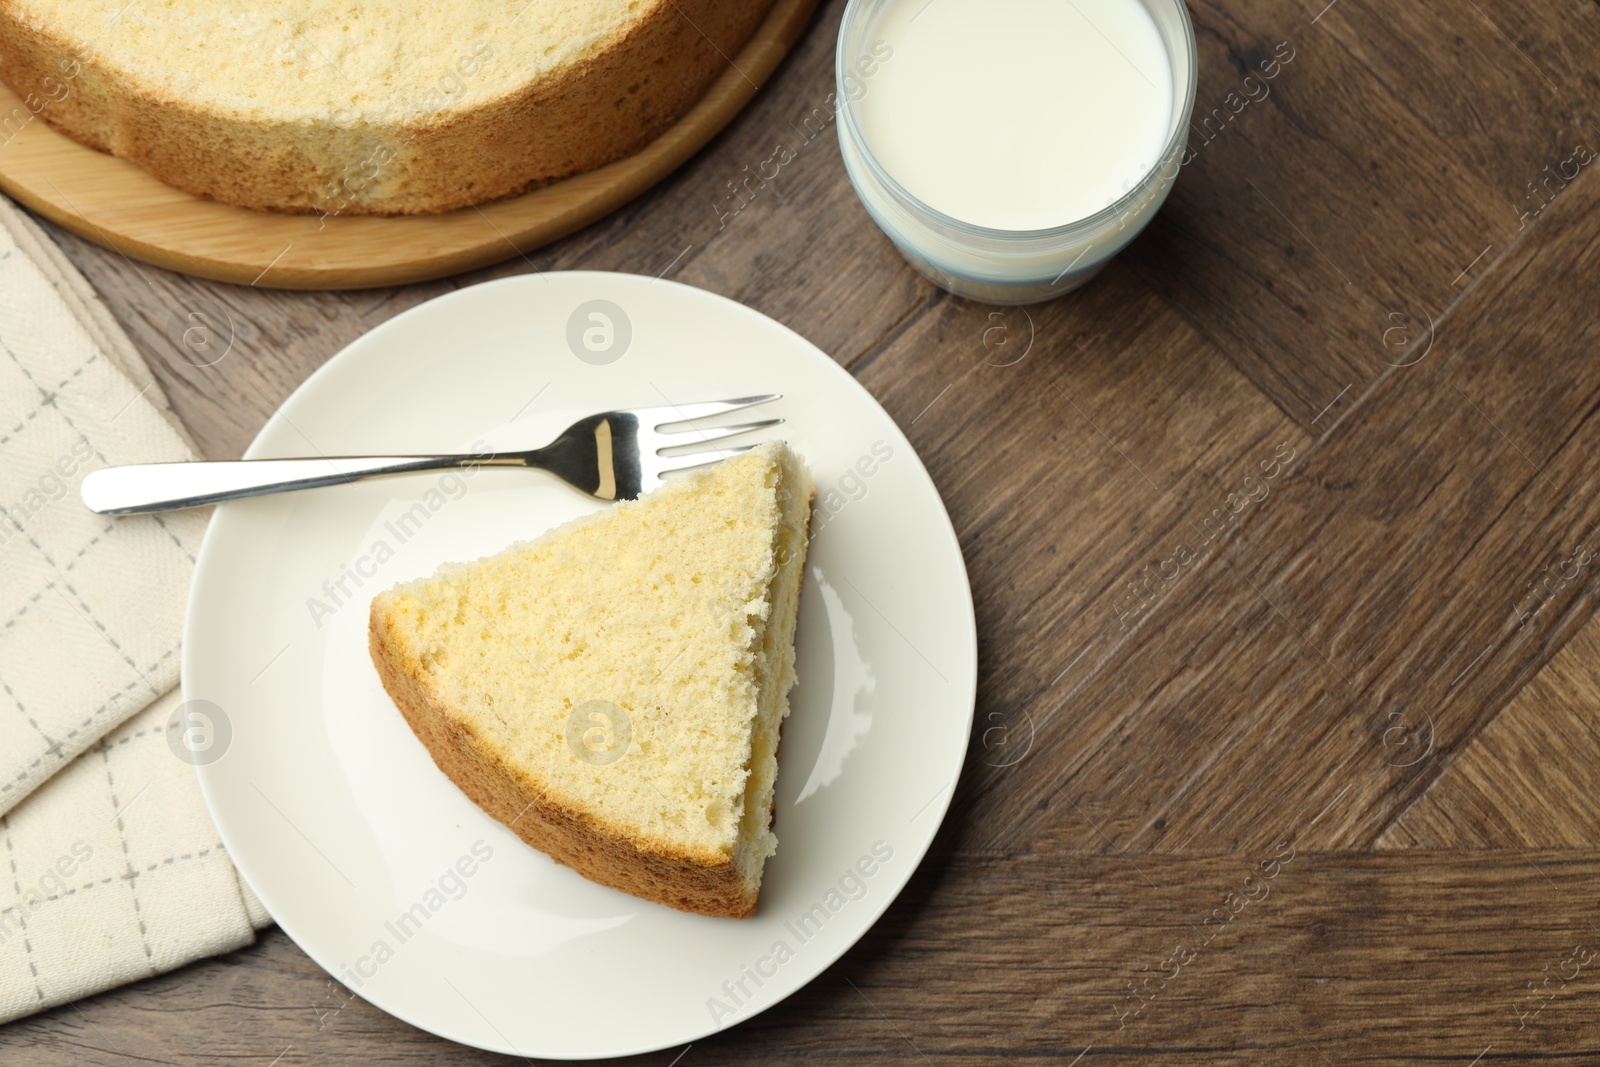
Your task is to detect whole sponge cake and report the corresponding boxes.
[369,443,813,917]
[0,0,774,214]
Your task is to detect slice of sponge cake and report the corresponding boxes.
[369,442,812,918]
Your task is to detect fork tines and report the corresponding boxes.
[641,394,785,474]
[645,394,781,430]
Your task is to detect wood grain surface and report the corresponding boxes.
[5,0,1600,1062]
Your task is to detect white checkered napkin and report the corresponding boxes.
[0,194,271,1024]
[0,690,269,1023]
[0,202,204,814]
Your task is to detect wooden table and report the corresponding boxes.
[6,0,1600,1061]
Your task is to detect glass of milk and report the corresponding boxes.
[836,0,1197,304]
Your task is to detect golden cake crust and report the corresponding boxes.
[0,0,773,214]
[369,607,759,919]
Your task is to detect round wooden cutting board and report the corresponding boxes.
[0,0,818,290]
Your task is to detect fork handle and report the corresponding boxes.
[80,454,517,515]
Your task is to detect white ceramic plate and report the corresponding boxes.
[183,272,977,1059]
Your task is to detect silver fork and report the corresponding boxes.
[80,395,782,515]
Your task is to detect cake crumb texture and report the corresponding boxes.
[369,441,813,918]
[0,0,775,213]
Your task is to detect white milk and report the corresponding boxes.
[856,0,1174,232]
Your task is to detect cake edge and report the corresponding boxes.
[727,444,814,897]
